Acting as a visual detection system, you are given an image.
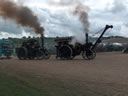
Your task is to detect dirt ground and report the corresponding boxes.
[0,52,128,96]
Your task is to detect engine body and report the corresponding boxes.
[55,25,113,60]
[16,38,50,60]
[55,37,95,60]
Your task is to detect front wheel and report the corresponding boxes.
[17,47,27,60]
[43,50,50,59]
[82,49,96,60]
[36,51,44,60]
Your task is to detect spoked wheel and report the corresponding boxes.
[17,47,27,60]
[58,45,73,60]
[82,49,96,60]
[36,51,44,60]
[43,49,50,59]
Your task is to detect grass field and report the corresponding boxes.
[0,52,128,96]
[0,72,82,96]
[0,71,107,96]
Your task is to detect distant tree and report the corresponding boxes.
[28,36,31,39]
[22,36,26,39]
[8,37,13,40]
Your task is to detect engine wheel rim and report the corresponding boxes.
[18,47,27,60]
[58,45,73,59]
[36,51,44,60]
[43,51,50,59]
[86,49,96,60]
[82,49,96,60]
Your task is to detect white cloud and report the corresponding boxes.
[0,0,128,39]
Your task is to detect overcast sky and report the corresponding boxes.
[0,0,128,39]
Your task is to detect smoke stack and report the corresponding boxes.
[86,33,88,44]
[41,33,44,48]
[0,0,44,34]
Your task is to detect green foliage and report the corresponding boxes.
[0,73,85,96]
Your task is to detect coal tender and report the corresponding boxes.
[16,34,50,60]
[55,25,113,60]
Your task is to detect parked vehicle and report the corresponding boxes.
[0,40,14,59]
[16,34,50,60]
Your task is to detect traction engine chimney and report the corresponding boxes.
[41,33,44,48]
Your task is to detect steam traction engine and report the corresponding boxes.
[16,34,50,60]
[55,25,113,60]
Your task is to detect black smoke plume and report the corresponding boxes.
[0,0,44,34]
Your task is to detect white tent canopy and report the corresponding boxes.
[103,38,128,43]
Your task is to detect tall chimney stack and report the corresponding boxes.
[86,33,88,44]
[41,33,44,48]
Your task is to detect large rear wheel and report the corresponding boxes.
[58,45,73,60]
[17,47,27,60]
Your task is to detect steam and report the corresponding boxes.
[0,0,44,34]
[73,3,89,33]
[51,0,90,33]
[51,0,90,44]
[51,0,78,6]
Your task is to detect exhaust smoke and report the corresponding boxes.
[50,0,90,44]
[73,3,89,33]
[0,0,44,34]
[51,0,90,33]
